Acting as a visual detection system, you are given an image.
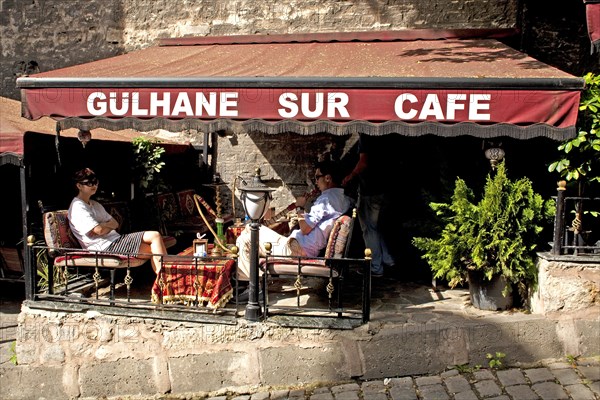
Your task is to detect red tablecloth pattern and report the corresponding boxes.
[151,247,234,309]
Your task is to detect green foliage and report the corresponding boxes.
[566,354,579,367]
[132,136,167,193]
[549,73,600,193]
[35,239,69,291]
[9,341,17,365]
[486,352,506,369]
[412,162,554,299]
[454,363,482,374]
[34,241,63,290]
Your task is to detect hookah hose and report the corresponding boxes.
[193,194,233,254]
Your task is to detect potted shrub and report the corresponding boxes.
[412,161,554,310]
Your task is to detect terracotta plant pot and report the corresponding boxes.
[468,271,513,311]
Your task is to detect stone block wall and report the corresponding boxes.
[1,0,519,100]
[216,130,358,214]
[3,302,598,399]
[531,253,600,315]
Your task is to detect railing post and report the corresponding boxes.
[552,180,567,255]
[25,235,36,299]
[244,221,262,322]
[362,248,372,323]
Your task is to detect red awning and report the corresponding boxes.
[0,96,188,165]
[584,1,600,54]
[17,30,584,140]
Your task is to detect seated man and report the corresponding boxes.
[235,160,354,301]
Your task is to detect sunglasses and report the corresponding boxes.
[314,174,325,181]
[79,178,98,187]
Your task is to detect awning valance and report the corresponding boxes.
[0,96,188,166]
[17,30,585,140]
[584,0,600,54]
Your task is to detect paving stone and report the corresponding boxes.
[359,393,387,400]
[331,383,360,393]
[564,383,597,400]
[453,390,479,400]
[388,377,414,388]
[589,380,600,396]
[232,396,251,400]
[473,369,496,381]
[524,367,555,383]
[289,389,307,397]
[441,369,460,378]
[504,384,540,400]
[579,358,600,367]
[314,387,333,394]
[579,365,600,381]
[532,381,568,399]
[474,379,503,397]
[362,380,386,393]
[496,368,527,386]
[388,386,418,400]
[486,396,510,400]
[551,367,581,385]
[206,397,228,400]
[418,384,449,400]
[444,375,472,394]
[333,391,360,400]
[270,390,290,399]
[415,376,442,386]
[250,392,269,400]
[310,393,334,400]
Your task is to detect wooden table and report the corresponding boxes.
[151,247,234,309]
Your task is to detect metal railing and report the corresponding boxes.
[27,243,240,324]
[261,252,372,326]
[552,181,600,256]
[25,242,372,326]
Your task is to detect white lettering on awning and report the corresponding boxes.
[394,93,491,121]
[470,94,491,120]
[87,92,107,116]
[85,90,490,121]
[278,92,350,118]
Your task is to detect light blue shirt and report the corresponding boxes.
[289,187,353,257]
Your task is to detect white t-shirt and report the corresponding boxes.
[68,197,120,251]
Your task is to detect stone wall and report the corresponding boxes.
[1,0,519,100]
[531,253,600,315]
[3,302,598,399]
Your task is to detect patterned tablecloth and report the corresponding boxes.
[151,247,234,309]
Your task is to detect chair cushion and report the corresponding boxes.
[101,201,131,233]
[54,252,146,268]
[163,235,177,249]
[323,215,352,259]
[43,210,81,256]
[156,192,179,224]
[178,189,212,218]
[261,258,339,278]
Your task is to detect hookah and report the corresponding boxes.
[201,173,228,256]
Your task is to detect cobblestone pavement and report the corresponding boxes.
[197,360,600,400]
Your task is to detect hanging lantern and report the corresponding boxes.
[77,129,92,148]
